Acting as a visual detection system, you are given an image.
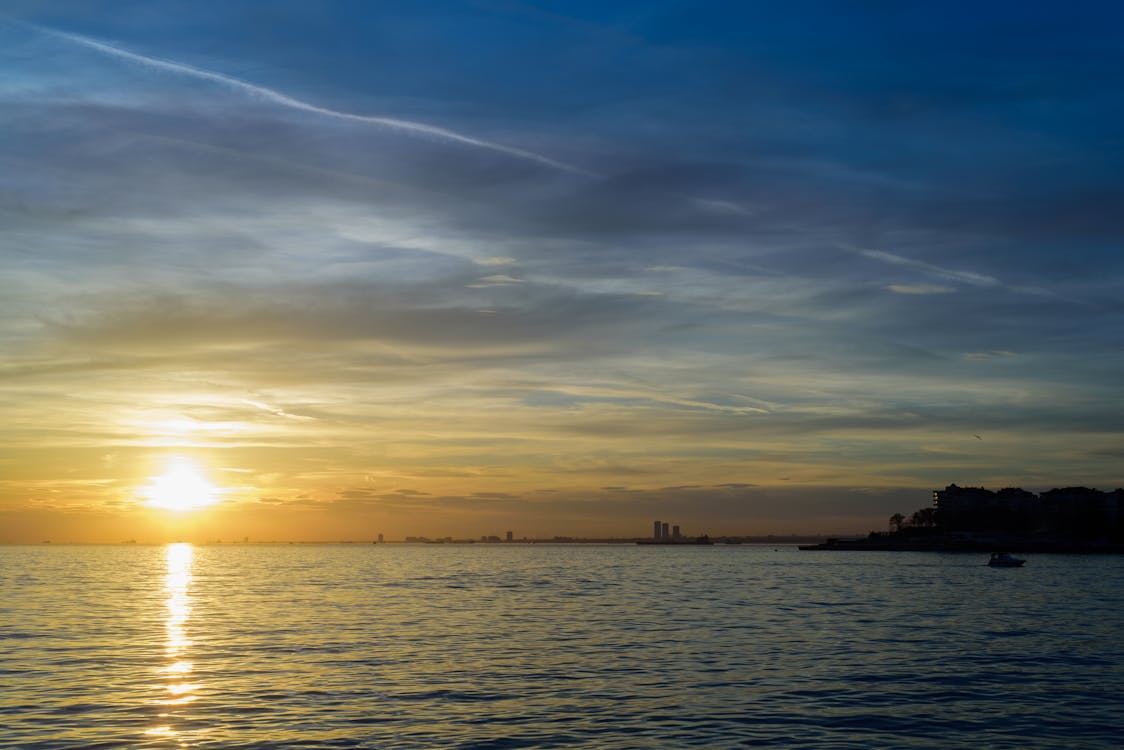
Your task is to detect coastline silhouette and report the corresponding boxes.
[802,484,1124,552]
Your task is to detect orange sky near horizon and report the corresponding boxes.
[4,8,1123,543]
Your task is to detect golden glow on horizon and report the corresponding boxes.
[142,457,219,512]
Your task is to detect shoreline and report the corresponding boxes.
[799,535,1124,553]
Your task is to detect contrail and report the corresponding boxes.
[30,23,596,177]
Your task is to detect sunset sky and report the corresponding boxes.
[3,1,1123,542]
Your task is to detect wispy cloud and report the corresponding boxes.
[4,3,1123,540]
[239,399,313,421]
[886,284,955,295]
[963,350,1016,360]
[862,248,1061,301]
[477,274,524,284]
[27,22,596,177]
[859,249,1000,288]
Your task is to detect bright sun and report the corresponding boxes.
[142,457,219,512]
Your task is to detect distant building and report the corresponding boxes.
[377,533,384,543]
[506,530,513,542]
[661,522,670,540]
[672,525,681,540]
[654,520,662,540]
[933,483,1124,539]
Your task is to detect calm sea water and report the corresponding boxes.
[2,544,1123,749]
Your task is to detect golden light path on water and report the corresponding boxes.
[3,544,1122,747]
[146,542,198,742]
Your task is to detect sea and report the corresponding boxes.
[2,543,1123,749]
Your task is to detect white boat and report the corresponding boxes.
[987,552,1025,567]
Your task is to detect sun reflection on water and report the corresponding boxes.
[165,543,193,662]
[151,542,199,741]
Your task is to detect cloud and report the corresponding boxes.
[39,277,668,356]
[27,22,596,177]
[239,399,313,421]
[963,351,1016,360]
[305,482,926,536]
[859,248,1001,288]
[467,274,524,288]
[3,4,1124,540]
[887,284,955,295]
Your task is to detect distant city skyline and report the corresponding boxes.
[2,3,1123,543]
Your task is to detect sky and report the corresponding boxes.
[2,1,1123,542]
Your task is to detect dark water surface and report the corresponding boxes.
[2,544,1122,748]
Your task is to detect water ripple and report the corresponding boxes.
[2,545,1123,748]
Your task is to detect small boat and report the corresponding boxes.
[987,552,1025,567]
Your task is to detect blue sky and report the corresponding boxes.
[1,1,1122,541]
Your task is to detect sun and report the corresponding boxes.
[142,457,219,512]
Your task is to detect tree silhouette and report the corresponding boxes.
[909,507,937,528]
